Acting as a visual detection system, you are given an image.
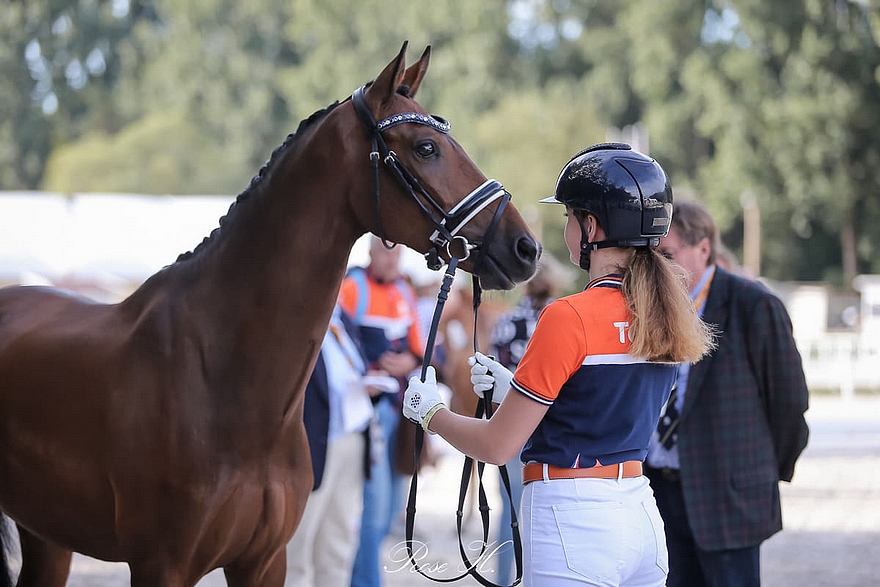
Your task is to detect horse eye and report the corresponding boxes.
[414,141,437,159]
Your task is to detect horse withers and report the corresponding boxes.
[0,42,539,587]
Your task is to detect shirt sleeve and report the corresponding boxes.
[747,291,810,482]
[511,299,586,405]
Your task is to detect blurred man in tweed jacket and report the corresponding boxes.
[645,200,809,587]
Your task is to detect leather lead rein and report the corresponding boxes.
[405,248,524,587]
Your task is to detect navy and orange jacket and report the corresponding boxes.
[338,266,424,367]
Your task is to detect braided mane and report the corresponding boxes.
[176,102,341,262]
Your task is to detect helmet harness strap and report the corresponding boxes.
[574,210,592,271]
[575,210,618,271]
[575,210,660,272]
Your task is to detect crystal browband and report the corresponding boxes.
[376,112,450,133]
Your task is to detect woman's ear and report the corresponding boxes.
[586,214,608,243]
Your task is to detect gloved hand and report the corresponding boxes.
[402,366,447,434]
[468,352,514,404]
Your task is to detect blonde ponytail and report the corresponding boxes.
[621,247,715,363]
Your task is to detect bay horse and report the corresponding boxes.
[0,43,539,587]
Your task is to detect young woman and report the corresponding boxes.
[403,143,714,587]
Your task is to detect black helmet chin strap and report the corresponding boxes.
[575,210,596,271]
[575,210,633,271]
[574,211,661,271]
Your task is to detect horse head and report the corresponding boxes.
[350,42,540,290]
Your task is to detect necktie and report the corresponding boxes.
[656,380,679,450]
[655,265,715,451]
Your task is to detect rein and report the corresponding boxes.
[351,84,523,585]
[404,260,523,587]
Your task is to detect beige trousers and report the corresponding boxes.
[287,430,366,587]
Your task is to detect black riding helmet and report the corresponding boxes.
[541,143,673,269]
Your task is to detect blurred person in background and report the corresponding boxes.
[646,200,809,587]
[339,236,423,587]
[289,303,385,587]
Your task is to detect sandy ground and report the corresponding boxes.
[5,394,879,586]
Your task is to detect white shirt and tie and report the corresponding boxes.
[646,265,715,471]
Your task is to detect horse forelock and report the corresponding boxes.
[175,101,342,263]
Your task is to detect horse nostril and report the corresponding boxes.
[516,236,540,265]
[516,236,540,263]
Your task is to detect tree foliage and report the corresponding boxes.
[687,0,880,282]
[521,0,880,284]
[4,0,880,284]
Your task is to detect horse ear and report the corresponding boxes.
[402,45,431,98]
[367,41,409,106]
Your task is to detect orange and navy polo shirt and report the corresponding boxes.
[513,274,677,469]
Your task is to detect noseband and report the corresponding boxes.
[351,86,510,271]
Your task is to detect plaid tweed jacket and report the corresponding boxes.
[678,267,810,551]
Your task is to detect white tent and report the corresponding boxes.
[0,191,440,297]
[0,192,234,290]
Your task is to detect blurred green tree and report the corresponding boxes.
[670,1,880,283]
[44,0,523,195]
[9,0,880,283]
[0,0,158,189]
[513,0,880,284]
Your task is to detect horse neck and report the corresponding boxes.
[124,127,365,415]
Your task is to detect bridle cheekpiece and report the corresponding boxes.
[351,86,510,272]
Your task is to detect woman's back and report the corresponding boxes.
[512,276,677,469]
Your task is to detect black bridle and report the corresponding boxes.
[352,85,523,586]
[351,86,511,271]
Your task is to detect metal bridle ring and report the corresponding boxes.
[446,235,474,261]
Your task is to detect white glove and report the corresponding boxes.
[402,366,447,433]
[468,352,514,404]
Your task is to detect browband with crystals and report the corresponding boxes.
[376,112,450,133]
